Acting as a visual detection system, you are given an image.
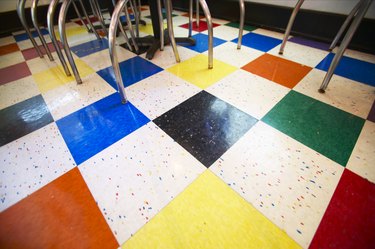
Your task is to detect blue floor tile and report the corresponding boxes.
[0,95,54,146]
[14,29,49,42]
[182,33,226,53]
[71,38,109,57]
[232,33,282,52]
[316,53,375,87]
[97,56,163,90]
[56,93,150,165]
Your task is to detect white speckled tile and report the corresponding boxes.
[26,52,62,74]
[140,45,198,69]
[202,25,249,42]
[0,123,76,212]
[210,121,344,248]
[204,42,264,68]
[0,51,25,69]
[127,70,201,119]
[252,28,286,40]
[172,26,198,37]
[81,47,136,71]
[332,47,375,64]
[78,122,206,245]
[293,69,375,119]
[0,36,16,46]
[0,76,40,110]
[206,69,290,119]
[42,73,116,121]
[170,15,190,26]
[347,121,375,183]
[16,35,52,51]
[211,17,230,25]
[268,42,330,67]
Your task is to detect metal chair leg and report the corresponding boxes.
[165,0,180,62]
[237,0,245,49]
[196,0,200,27]
[329,0,362,51]
[16,0,44,58]
[319,0,371,93]
[47,0,71,76]
[109,0,129,104]
[77,0,101,40]
[278,0,305,55]
[90,0,108,36]
[71,0,90,33]
[188,0,193,37]
[199,0,213,69]
[124,4,139,53]
[129,0,140,38]
[59,0,82,84]
[157,0,164,50]
[31,0,54,61]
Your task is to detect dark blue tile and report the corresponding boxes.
[153,91,257,167]
[0,95,54,146]
[316,53,375,87]
[71,38,109,57]
[14,29,49,42]
[182,33,226,53]
[97,56,163,90]
[232,32,282,52]
[56,93,150,165]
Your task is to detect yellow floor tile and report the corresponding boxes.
[33,59,95,93]
[139,23,167,36]
[122,170,301,249]
[55,26,88,40]
[167,54,237,89]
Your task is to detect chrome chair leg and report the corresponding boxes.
[16,0,44,58]
[31,0,54,61]
[278,0,305,55]
[90,0,108,36]
[124,5,139,53]
[72,0,90,33]
[77,0,101,39]
[196,0,200,27]
[237,0,245,49]
[319,0,371,92]
[157,0,164,50]
[59,0,82,84]
[47,0,71,76]
[129,0,140,38]
[188,0,193,37]
[165,0,180,62]
[329,0,362,51]
[199,0,213,69]
[109,0,129,103]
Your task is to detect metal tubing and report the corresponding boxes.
[199,0,213,68]
[90,0,108,36]
[129,0,139,37]
[329,0,362,51]
[109,0,129,103]
[196,0,200,27]
[165,0,180,62]
[31,0,54,61]
[77,0,101,39]
[119,18,134,51]
[237,0,245,49]
[157,0,164,50]
[278,0,305,55]
[319,0,371,92]
[47,0,71,76]
[17,0,44,58]
[124,5,139,52]
[59,0,82,84]
[188,0,193,37]
[72,0,90,32]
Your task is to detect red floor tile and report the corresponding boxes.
[74,16,99,25]
[0,62,31,85]
[309,169,375,249]
[180,21,220,32]
[242,53,312,88]
[181,12,205,19]
[21,42,62,61]
[0,43,19,56]
[0,168,119,249]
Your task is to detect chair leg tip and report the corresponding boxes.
[318,88,325,93]
[278,51,283,55]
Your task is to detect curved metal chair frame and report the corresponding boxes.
[31,0,54,61]
[17,0,44,58]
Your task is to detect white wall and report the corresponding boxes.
[246,0,375,19]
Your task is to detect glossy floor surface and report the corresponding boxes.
[0,6,375,249]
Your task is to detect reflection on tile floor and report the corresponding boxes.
[0,6,374,249]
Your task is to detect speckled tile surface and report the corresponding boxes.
[210,121,344,248]
[79,122,206,244]
[1,7,374,249]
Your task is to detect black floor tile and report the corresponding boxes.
[0,95,54,146]
[153,91,257,167]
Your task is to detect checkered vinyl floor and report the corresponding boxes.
[0,6,375,249]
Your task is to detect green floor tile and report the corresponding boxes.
[262,91,365,166]
[225,22,257,31]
